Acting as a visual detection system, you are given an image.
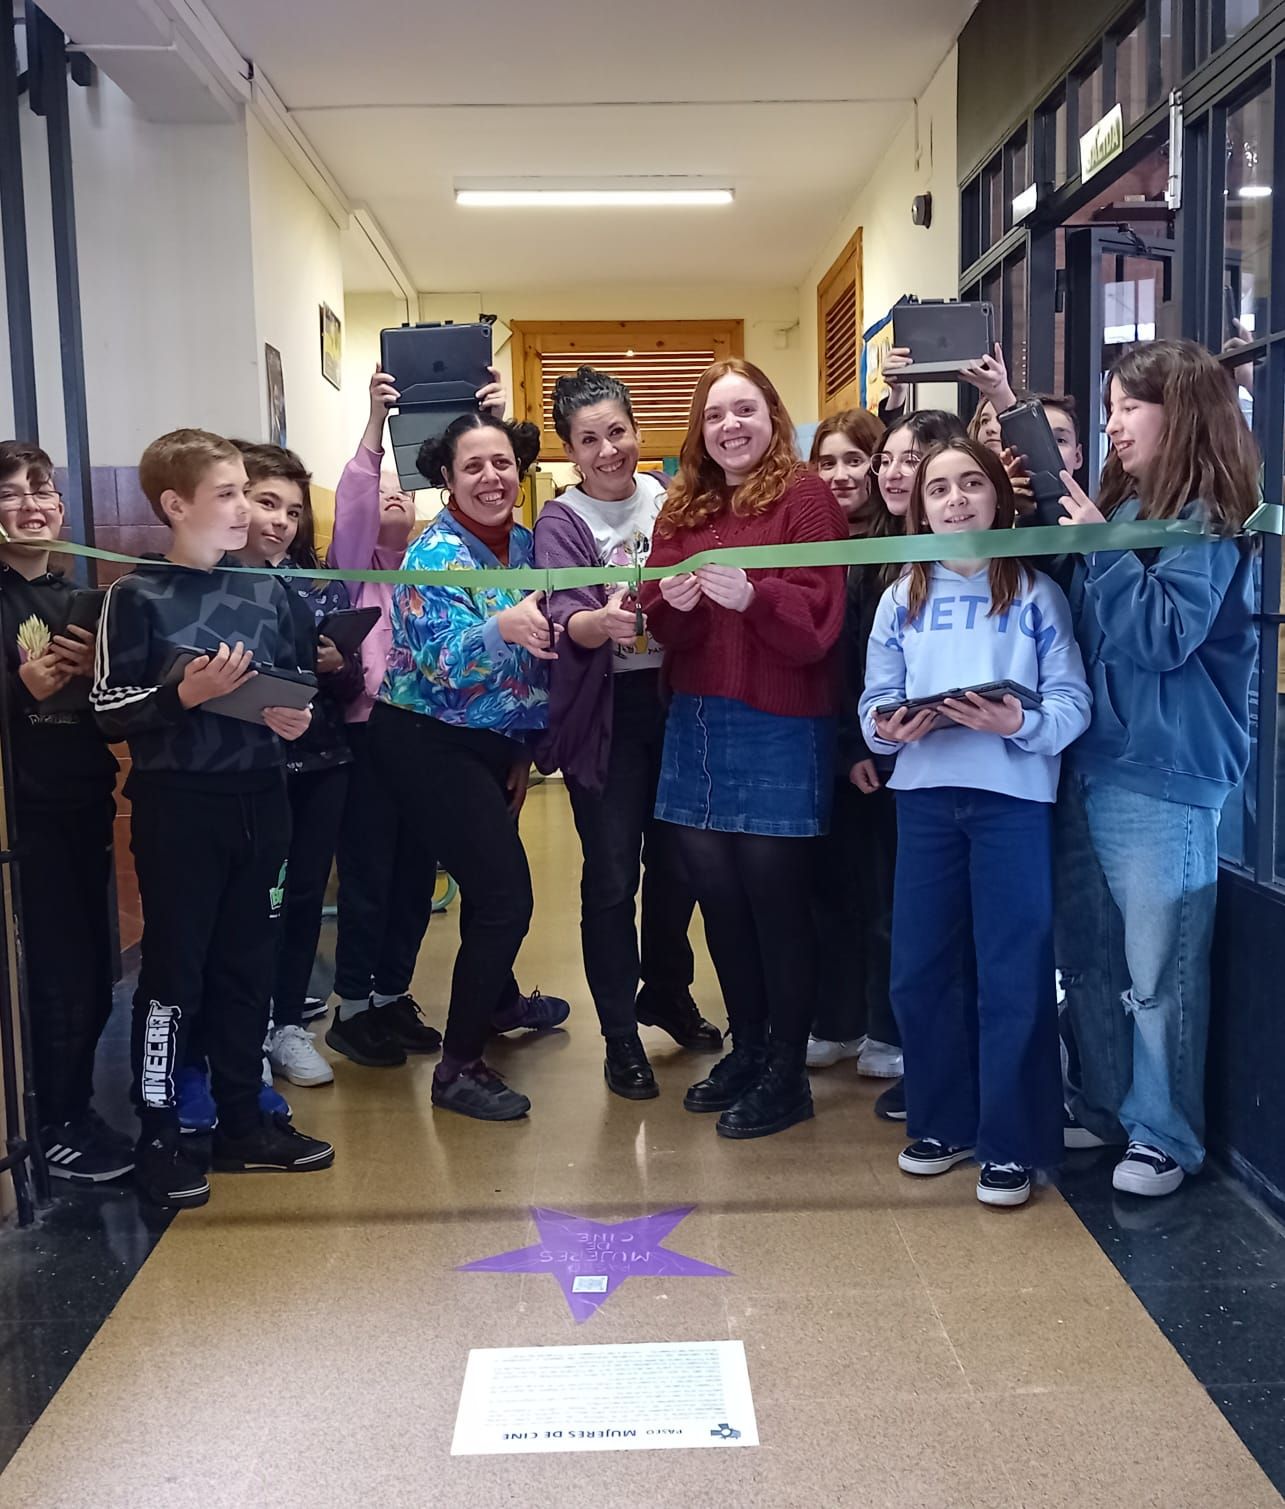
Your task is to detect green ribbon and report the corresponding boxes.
[30,513,1270,592]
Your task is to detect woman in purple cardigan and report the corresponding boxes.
[534,368,721,1099]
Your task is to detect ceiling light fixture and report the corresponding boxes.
[455,178,733,209]
[1239,184,1273,198]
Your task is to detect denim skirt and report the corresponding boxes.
[655,693,835,837]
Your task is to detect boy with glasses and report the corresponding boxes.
[0,441,131,1182]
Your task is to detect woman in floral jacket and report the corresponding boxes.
[371,412,569,1122]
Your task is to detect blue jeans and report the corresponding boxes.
[892,787,1062,1170]
[1055,771,1218,1173]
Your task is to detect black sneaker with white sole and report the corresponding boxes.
[133,1134,211,1209]
[874,1079,906,1122]
[898,1138,975,1176]
[431,1062,530,1121]
[42,1111,135,1184]
[301,996,329,1022]
[1112,1141,1185,1197]
[211,1114,335,1173]
[372,994,443,1054]
[977,1162,1032,1207]
[326,1008,407,1068]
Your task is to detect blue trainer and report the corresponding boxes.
[177,1066,218,1136]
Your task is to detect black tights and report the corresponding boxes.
[670,825,817,1049]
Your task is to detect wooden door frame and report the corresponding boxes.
[816,227,864,416]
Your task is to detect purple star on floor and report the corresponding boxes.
[458,1205,730,1323]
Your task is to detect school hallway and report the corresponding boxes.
[1,781,1283,1508]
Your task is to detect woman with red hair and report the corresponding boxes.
[640,359,847,1139]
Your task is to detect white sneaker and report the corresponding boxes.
[266,1025,335,1088]
[857,1040,903,1079]
[806,1035,866,1069]
[1063,1106,1109,1150]
[1112,1142,1185,1198]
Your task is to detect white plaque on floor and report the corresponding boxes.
[450,1340,758,1455]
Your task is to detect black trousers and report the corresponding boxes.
[130,776,291,1139]
[333,720,437,1003]
[669,825,817,1050]
[275,764,350,1028]
[811,780,900,1046]
[370,704,531,1064]
[19,799,116,1128]
[567,671,696,1039]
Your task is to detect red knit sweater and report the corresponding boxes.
[640,472,848,717]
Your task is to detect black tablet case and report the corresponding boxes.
[891,299,996,378]
[160,648,317,725]
[380,323,494,491]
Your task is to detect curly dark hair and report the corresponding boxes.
[417,413,542,489]
[551,366,636,444]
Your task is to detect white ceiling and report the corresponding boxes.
[202,0,976,290]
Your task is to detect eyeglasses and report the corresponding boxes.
[0,487,62,509]
[870,451,922,475]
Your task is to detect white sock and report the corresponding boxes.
[371,992,401,1009]
[338,997,371,1022]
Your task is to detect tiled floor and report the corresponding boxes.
[1,783,1284,1507]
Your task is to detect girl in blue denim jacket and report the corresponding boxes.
[1055,339,1260,1198]
[370,413,570,1123]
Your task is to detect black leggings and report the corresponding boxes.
[369,704,531,1064]
[669,825,817,1049]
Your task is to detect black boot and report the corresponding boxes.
[683,1026,768,1113]
[635,985,723,1051]
[604,1033,659,1101]
[716,1040,814,1140]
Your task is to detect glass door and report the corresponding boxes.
[1064,228,1178,492]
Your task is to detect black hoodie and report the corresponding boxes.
[0,564,118,809]
[91,556,300,792]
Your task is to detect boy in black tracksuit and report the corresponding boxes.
[0,442,129,1182]
[92,428,335,1210]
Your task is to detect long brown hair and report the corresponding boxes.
[1097,339,1259,531]
[858,410,966,587]
[656,358,802,535]
[902,437,1032,626]
[809,407,884,465]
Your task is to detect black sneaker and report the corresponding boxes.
[42,1112,136,1184]
[897,1139,975,1176]
[683,1035,768,1113]
[604,1033,659,1101]
[636,986,723,1051]
[372,995,443,1054]
[301,996,329,1022]
[431,1062,530,1121]
[326,1007,408,1067]
[977,1162,1032,1208]
[212,1113,335,1173]
[133,1134,211,1209]
[716,1053,813,1140]
[494,987,571,1033]
[874,1079,907,1122]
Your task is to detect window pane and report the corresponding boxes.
[1225,85,1274,344]
[983,156,1003,249]
[1006,128,1031,231]
[1054,94,1069,186]
[962,178,982,269]
[1225,0,1266,45]
[1006,255,1029,390]
[1078,59,1105,147]
[1220,349,1265,871]
[1159,0,1177,97]
[1116,15,1149,127]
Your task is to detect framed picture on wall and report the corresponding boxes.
[264,343,287,445]
[319,303,342,390]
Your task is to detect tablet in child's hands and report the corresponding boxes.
[161,647,317,726]
[875,679,1042,721]
[316,606,380,657]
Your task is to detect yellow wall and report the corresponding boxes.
[798,47,961,416]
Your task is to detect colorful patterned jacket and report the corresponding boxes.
[379,511,549,737]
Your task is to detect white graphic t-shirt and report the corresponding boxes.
[559,472,667,672]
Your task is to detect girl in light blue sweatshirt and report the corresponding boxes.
[860,437,1091,1208]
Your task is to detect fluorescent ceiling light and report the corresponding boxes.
[1239,184,1273,199]
[455,179,733,208]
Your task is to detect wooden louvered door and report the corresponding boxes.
[513,320,745,461]
[817,228,863,417]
